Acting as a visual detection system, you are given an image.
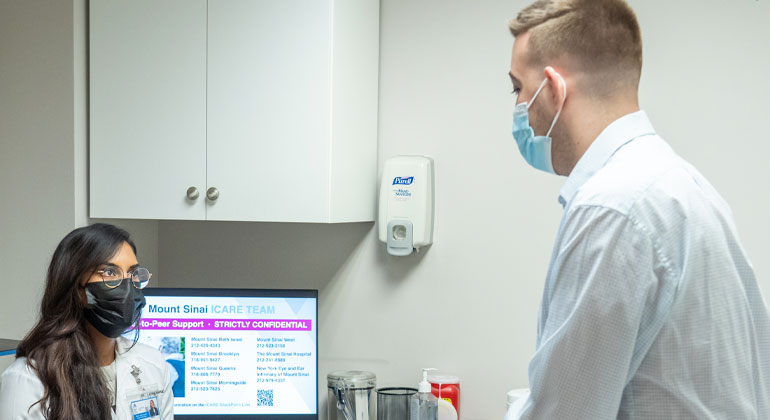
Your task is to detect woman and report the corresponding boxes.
[0,223,173,419]
[149,399,160,417]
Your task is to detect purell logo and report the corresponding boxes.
[392,176,414,185]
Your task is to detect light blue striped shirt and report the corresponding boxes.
[514,111,770,419]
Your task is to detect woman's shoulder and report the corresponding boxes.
[0,357,46,418]
[2,357,38,380]
[1,357,44,394]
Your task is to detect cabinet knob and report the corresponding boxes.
[206,187,219,201]
[186,187,200,200]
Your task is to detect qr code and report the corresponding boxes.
[257,389,274,407]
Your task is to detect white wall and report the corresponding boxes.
[0,0,77,341]
[74,0,89,228]
[158,1,770,419]
[634,0,770,283]
[0,0,160,344]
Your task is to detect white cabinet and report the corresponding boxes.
[90,0,207,220]
[90,0,379,222]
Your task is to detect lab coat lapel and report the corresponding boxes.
[114,344,126,420]
[114,339,139,420]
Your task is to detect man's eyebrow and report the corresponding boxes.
[509,71,522,86]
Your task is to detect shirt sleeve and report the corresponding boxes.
[0,367,46,420]
[517,205,675,420]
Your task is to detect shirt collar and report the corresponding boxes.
[558,110,656,208]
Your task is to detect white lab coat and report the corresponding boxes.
[0,337,174,420]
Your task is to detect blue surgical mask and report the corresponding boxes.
[512,76,566,174]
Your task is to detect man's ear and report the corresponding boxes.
[544,66,567,108]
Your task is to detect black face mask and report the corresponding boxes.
[83,280,146,338]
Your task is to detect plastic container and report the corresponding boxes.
[429,374,460,419]
[409,368,438,420]
[506,388,530,412]
[327,371,376,420]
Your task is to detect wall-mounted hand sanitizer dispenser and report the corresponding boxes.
[378,156,434,256]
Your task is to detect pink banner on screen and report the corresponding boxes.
[139,318,312,331]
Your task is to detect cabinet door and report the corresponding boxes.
[206,0,332,222]
[90,0,207,220]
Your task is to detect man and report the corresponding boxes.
[505,0,770,418]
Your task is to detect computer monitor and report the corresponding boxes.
[128,288,318,420]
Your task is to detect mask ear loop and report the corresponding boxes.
[546,74,567,137]
[526,78,549,110]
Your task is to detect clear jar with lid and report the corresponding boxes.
[327,371,376,420]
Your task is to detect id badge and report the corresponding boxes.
[127,385,163,420]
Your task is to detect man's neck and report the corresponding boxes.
[560,99,640,176]
[87,322,117,366]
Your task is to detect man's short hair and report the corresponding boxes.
[509,0,642,94]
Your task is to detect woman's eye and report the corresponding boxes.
[103,268,118,277]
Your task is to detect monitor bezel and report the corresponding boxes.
[140,287,319,420]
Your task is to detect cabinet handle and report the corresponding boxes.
[186,187,200,200]
[206,187,219,201]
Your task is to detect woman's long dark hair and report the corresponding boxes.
[16,223,140,419]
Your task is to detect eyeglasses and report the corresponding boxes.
[95,266,152,289]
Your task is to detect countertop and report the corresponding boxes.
[0,338,19,356]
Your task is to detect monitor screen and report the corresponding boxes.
[128,288,318,420]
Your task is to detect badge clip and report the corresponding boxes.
[130,364,142,385]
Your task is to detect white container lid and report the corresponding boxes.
[327,371,376,389]
[507,389,530,404]
[428,374,460,385]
